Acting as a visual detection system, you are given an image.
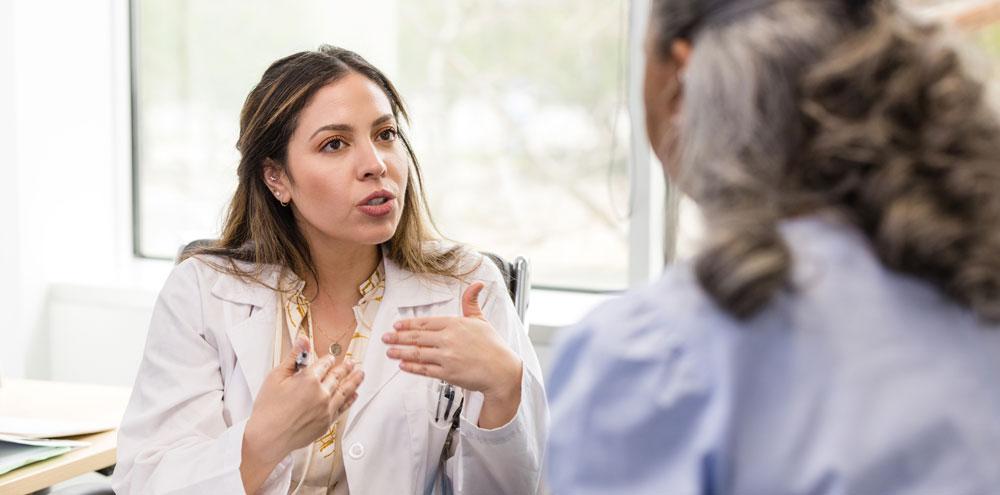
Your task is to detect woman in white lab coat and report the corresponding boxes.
[112,45,547,495]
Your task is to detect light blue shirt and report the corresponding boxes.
[547,217,1000,495]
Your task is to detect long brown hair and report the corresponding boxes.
[650,0,1000,320]
[183,45,469,285]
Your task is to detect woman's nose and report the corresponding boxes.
[358,141,388,179]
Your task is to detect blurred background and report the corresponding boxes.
[132,0,637,291]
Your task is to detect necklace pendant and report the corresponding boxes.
[330,343,342,356]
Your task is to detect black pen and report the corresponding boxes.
[294,350,309,373]
[443,385,456,421]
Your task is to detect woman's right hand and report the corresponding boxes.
[241,337,364,492]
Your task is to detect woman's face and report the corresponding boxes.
[267,73,408,251]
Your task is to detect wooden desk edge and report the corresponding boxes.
[0,429,117,495]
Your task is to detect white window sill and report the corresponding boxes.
[526,289,615,345]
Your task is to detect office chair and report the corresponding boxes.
[177,240,531,325]
[481,252,531,326]
[175,238,216,261]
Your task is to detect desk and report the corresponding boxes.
[0,380,131,495]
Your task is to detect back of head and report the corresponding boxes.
[649,0,1000,321]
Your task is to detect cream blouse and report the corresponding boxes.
[271,263,386,495]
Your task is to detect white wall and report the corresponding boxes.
[0,0,20,380]
[13,0,126,282]
[48,284,154,386]
[3,0,169,380]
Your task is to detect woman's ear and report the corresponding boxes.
[671,39,692,81]
[262,160,291,205]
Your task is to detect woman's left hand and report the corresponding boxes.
[384,282,522,402]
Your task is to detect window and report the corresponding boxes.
[904,1,1000,56]
[131,0,660,292]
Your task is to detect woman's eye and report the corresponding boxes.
[378,129,397,141]
[322,138,345,151]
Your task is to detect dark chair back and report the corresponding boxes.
[481,252,531,326]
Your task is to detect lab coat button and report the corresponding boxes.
[349,442,365,459]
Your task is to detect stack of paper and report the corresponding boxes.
[0,435,90,476]
[0,416,114,476]
[0,417,116,439]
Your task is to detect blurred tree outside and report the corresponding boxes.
[395,0,631,289]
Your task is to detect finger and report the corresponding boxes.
[461,282,486,319]
[381,330,442,347]
[398,361,445,379]
[329,369,365,409]
[392,316,452,332]
[307,353,338,382]
[280,336,311,375]
[342,368,365,392]
[320,358,355,390]
[386,346,444,365]
[344,391,359,409]
[334,391,360,418]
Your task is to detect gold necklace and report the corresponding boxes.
[308,282,360,356]
[313,319,354,356]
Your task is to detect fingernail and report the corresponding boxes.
[382,334,391,343]
[327,355,336,364]
[393,322,402,330]
[386,349,396,358]
[345,356,354,365]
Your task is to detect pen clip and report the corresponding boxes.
[443,385,456,421]
[435,380,446,422]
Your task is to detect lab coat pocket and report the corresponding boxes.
[404,377,458,493]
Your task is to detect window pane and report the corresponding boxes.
[134,0,630,290]
[396,1,631,290]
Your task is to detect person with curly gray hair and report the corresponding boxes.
[546,0,1000,493]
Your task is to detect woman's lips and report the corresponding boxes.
[358,198,394,217]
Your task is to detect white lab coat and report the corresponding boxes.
[112,250,548,495]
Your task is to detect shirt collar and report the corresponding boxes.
[280,261,386,332]
[209,245,462,311]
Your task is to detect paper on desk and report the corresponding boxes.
[0,416,117,438]
[0,434,90,476]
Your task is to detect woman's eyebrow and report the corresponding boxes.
[309,115,394,140]
[372,114,395,127]
[310,123,352,140]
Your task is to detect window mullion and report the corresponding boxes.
[626,0,666,289]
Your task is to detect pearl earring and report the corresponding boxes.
[270,176,277,181]
[275,191,281,197]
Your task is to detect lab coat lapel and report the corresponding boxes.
[227,303,275,401]
[345,304,401,433]
[211,266,280,402]
[345,253,455,433]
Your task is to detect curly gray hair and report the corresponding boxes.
[649,0,1000,321]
